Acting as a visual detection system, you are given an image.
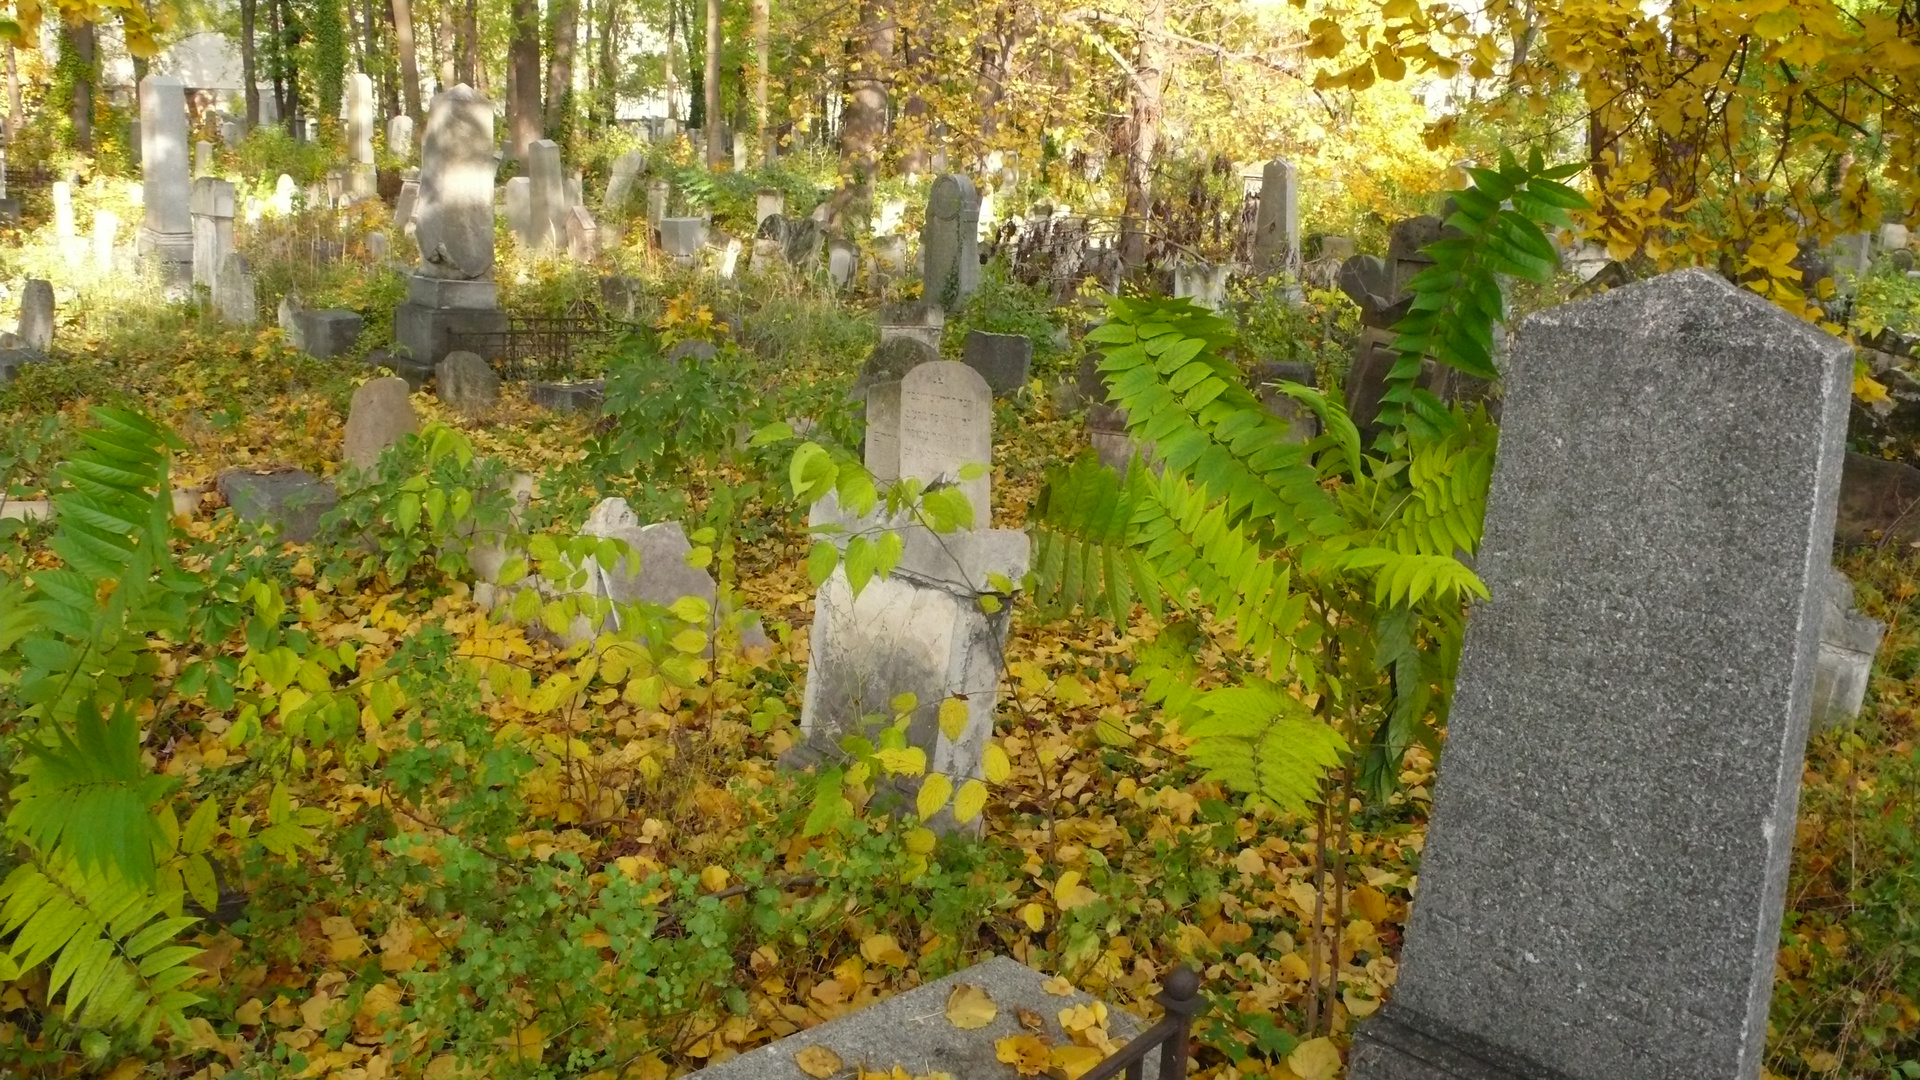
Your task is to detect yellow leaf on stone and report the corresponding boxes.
[1048,1045,1104,1080]
[996,1034,1051,1075]
[700,865,731,892]
[1287,1036,1341,1080]
[952,780,987,824]
[794,1045,843,1078]
[917,774,954,819]
[861,933,909,967]
[938,697,969,740]
[1041,975,1074,996]
[945,983,997,1029]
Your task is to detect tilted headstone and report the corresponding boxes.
[752,212,788,271]
[711,233,742,280]
[961,330,1032,397]
[218,468,337,543]
[646,178,669,225]
[564,172,583,214]
[1811,567,1884,732]
[857,337,941,401]
[605,150,645,212]
[1251,158,1298,275]
[1387,215,1445,300]
[877,298,945,352]
[922,174,981,310]
[580,499,716,612]
[567,205,599,263]
[17,279,54,352]
[190,177,236,292]
[213,253,258,326]
[394,178,419,236]
[138,75,193,272]
[194,139,213,176]
[1348,270,1852,1080]
[785,217,824,268]
[342,377,420,471]
[436,351,499,413]
[527,139,565,251]
[294,309,365,359]
[1880,222,1911,253]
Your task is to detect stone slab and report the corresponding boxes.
[961,330,1033,396]
[294,309,364,359]
[1351,269,1851,1080]
[529,379,605,414]
[694,957,1153,1080]
[406,273,499,309]
[217,468,338,543]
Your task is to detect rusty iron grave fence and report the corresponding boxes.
[447,300,642,383]
[1084,966,1207,1080]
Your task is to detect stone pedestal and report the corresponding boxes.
[394,273,508,385]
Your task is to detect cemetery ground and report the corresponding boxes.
[2,163,1919,1080]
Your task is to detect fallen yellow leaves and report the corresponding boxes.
[996,1033,1051,1075]
[1052,871,1099,911]
[795,1045,844,1078]
[861,933,909,968]
[944,983,997,1029]
[1287,1036,1342,1080]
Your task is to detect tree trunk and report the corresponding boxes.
[438,2,457,87]
[837,0,892,201]
[1119,0,1167,270]
[751,0,769,165]
[545,0,576,143]
[595,0,618,129]
[240,0,260,127]
[64,22,95,153]
[665,0,679,122]
[509,0,543,156]
[390,0,421,129]
[703,0,722,165]
[461,0,481,88]
[5,44,23,137]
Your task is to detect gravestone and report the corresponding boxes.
[528,379,605,414]
[566,205,599,263]
[394,178,419,235]
[1348,270,1851,1080]
[527,139,565,251]
[388,114,415,158]
[754,187,784,229]
[711,233,743,280]
[17,279,53,352]
[659,217,707,266]
[1388,215,1446,299]
[346,74,376,199]
[1811,567,1883,732]
[1173,263,1231,310]
[294,309,364,359]
[795,365,1026,832]
[51,181,75,240]
[785,217,824,268]
[195,139,213,176]
[580,499,716,612]
[864,380,904,481]
[436,351,499,413]
[366,231,389,263]
[922,174,981,310]
[878,298,945,352]
[899,361,993,525]
[273,174,297,216]
[278,293,305,347]
[138,75,194,277]
[503,176,533,246]
[343,377,420,470]
[214,253,258,326]
[563,173,583,214]
[190,177,236,292]
[395,85,509,382]
[605,150,645,212]
[1252,158,1298,275]
[217,468,338,543]
[1251,360,1318,443]
[646,178,668,225]
[1880,223,1911,253]
[752,212,788,271]
[872,234,908,280]
[961,330,1032,396]
[857,337,942,401]
[92,211,119,274]
[827,237,858,288]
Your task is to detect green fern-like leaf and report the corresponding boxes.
[1029,452,1162,624]
[0,856,202,1039]
[1183,682,1348,814]
[10,700,175,885]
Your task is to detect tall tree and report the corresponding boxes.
[703,0,722,165]
[508,0,542,155]
[593,0,619,130]
[390,0,422,129]
[1119,0,1167,269]
[837,0,893,201]
[545,0,577,145]
[240,0,260,127]
[664,0,679,121]
[5,44,22,136]
[751,0,768,164]
[61,21,95,153]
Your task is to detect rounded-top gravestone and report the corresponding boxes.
[413,84,496,280]
[343,377,420,470]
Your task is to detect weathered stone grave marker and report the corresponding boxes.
[18,279,53,352]
[604,150,645,212]
[527,139,565,251]
[138,75,193,281]
[1349,269,1851,1080]
[343,377,421,471]
[961,330,1032,396]
[1252,157,1298,276]
[214,253,258,326]
[922,174,981,310]
[346,74,376,199]
[190,177,236,292]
